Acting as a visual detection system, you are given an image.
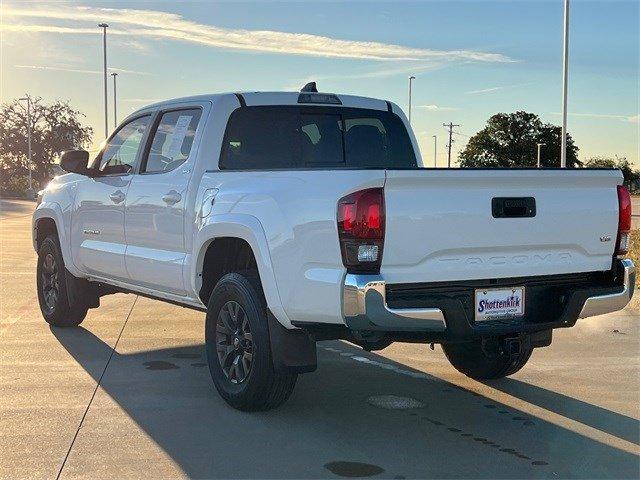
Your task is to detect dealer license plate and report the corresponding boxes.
[474,287,525,322]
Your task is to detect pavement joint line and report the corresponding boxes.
[54,295,139,480]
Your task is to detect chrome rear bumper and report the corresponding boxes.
[343,259,635,332]
[343,274,447,331]
[579,259,635,318]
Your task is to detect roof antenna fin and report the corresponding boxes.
[300,82,318,93]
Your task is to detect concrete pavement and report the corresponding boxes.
[1,199,639,479]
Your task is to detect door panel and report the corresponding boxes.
[72,176,132,280]
[124,107,202,294]
[124,169,190,293]
[71,115,151,280]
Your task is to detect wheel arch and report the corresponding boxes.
[193,214,292,328]
[32,203,80,276]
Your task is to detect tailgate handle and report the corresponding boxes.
[492,197,536,218]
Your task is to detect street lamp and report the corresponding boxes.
[432,135,437,168]
[111,72,118,128]
[536,143,546,168]
[18,95,33,192]
[98,23,109,138]
[560,0,570,168]
[408,76,416,124]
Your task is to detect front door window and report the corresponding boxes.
[98,116,150,175]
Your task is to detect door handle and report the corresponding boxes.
[162,191,182,205]
[109,190,125,204]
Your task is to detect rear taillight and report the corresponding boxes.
[616,185,632,256]
[337,188,385,273]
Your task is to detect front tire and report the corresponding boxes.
[205,272,297,411]
[442,337,533,380]
[36,235,88,327]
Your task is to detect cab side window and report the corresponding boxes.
[143,109,202,174]
[98,115,150,175]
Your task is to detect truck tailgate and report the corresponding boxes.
[382,169,622,284]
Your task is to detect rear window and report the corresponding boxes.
[219,106,416,170]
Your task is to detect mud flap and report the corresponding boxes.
[65,269,100,309]
[267,309,317,374]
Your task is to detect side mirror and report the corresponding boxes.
[60,150,90,175]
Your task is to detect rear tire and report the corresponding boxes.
[36,235,88,327]
[205,272,297,411]
[442,337,533,380]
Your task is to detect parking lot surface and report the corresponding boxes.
[1,199,639,479]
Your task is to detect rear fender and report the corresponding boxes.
[193,213,293,328]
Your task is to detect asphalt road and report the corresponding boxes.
[1,199,639,479]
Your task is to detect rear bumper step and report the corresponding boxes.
[342,259,634,337]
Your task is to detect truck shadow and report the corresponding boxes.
[484,377,640,445]
[51,326,639,479]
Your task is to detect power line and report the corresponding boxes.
[443,122,460,168]
[452,131,471,139]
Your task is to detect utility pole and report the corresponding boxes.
[443,122,460,168]
[408,76,416,124]
[98,23,109,138]
[111,72,118,128]
[560,0,570,168]
[19,95,32,192]
[536,143,546,168]
[432,135,437,167]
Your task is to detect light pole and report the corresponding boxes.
[408,76,416,124]
[536,143,546,168]
[111,72,118,128]
[432,135,437,167]
[18,96,32,192]
[98,23,109,138]
[560,0,570,168]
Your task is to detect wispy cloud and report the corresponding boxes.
[3,5,515,64]
[550,112,639,123]
[466,83,532,95]
[283,62,446,90]
[418,104,457,112]
[13,64,151,75]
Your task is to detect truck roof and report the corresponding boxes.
[134,91,391,115]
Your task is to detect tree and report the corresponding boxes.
[0,97,93,190]
[458,111,580,168]
[584,156,640,190]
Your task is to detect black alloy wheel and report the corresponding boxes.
[216,300,253,384]
[40,252,60,315]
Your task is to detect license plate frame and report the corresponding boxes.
[474,286,525,322]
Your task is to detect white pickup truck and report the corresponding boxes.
[33,85,635,411]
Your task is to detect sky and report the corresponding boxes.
[0,0,638,166]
